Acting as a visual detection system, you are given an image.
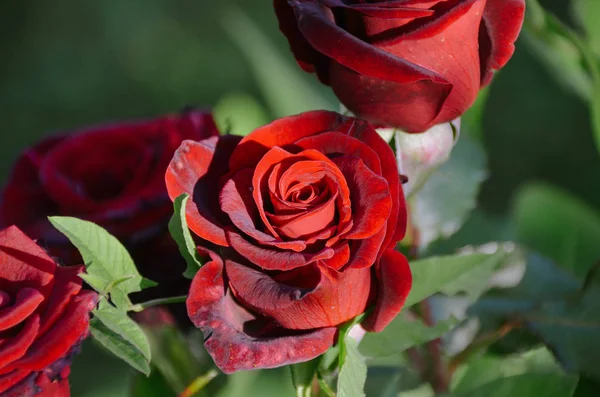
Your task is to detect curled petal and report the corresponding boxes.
[227,260,371,330]
[287,0,450,87]
[334,157,391,240]
[226,231,334,271]
[187,261,336,373]
[0,226,55,296]
[480,0,526,85]
[0,369,31,395]
[165,135,242,246]
[362,250,412,332]
[0,289,44,331]
[339,119,406,248]
[0,316,40,370]
[39,266,83,335]
[229,111,345,172]
[6,291,97,372]
[220,169,306,252]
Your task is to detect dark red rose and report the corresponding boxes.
[0,110,219,315]
[274,0,525,132]
[166,111,411,372]
[0,226,97,396]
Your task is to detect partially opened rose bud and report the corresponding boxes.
[392,119,459,196]
[275,0,525,132]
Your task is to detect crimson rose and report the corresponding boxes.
[0,226,97,396]
[166,111,411,372]
[274,0,525,132]
[0,110,219,312]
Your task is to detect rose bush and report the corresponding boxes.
[274,0,526,132]
[0,110,219,312]
[0,226,97,396]
[166,110,412,372]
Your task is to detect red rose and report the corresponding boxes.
[0,226,97,396]
[166,111,411,372]
[274,0,525,132]
[0,110,219,312]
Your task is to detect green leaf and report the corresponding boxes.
[405,250,510,307]
[221,7,335,118]
[573,0,600,57]
[514,183,600,279]
[93,302,151,361]
[455,373,578,397]
[360,316,458,358]
[213,92,270,137]
[337,335,367,397]
[410,136,487,249]
[49,216,154,310]
[452,348,564,394]
[290,358,320,397]
[168,194,203,279]
[89,317,151,376]
[524,292,600,381]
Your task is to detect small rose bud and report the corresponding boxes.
[391,119,460,196]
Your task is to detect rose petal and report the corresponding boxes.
[226,231,334,271]
[220,169,306,252]
[0,226,55,296]
[288,0,450,86]
[345,227,386,269]
[0,289,44,332]
[229,111,345,172]
[187,260,337,373]
[0,369,31,395]
[165,135,242,247]
[0,316,40,370]
[362,249,412,332]
[480,0,526,85]
[334,157,391,240]
[227,260,371,330]
[316,243,350,271]
[38,266,83,335]
[7,291,96,372]
[338,119,406,249]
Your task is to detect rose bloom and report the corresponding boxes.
[0,110,219,312]
[0,226,97,396]
[274,0,526,132]
[166,111,412,372]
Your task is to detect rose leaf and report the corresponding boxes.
[168,193,204,279]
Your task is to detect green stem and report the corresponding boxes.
[179,369,219,397]
[130,295,187,312]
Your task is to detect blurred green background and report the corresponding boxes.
[1,0,599,396]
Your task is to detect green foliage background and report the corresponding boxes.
[1,0,600,396]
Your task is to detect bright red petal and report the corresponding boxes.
[0,226,55,297]
[362,250,412,332]
[227,260,371,330]
[480,0,526,85]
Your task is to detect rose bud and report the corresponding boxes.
[392,119,459,196]
[274,0,526,132]
[166,111,412,373]
[0,110,219,323]
[0,226,97,396]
